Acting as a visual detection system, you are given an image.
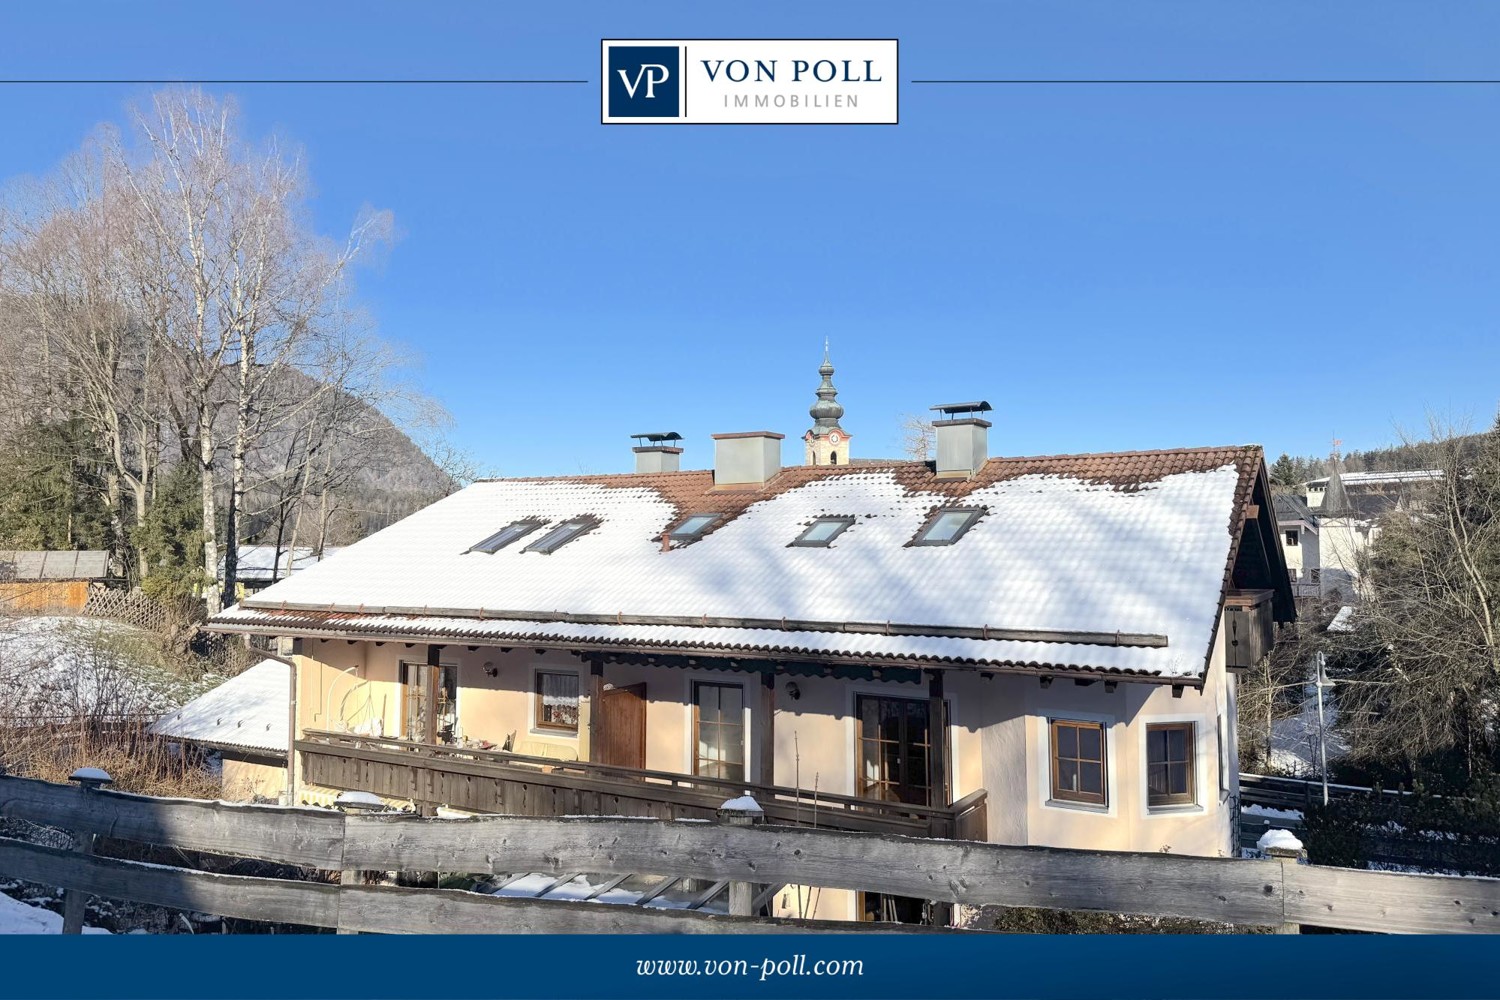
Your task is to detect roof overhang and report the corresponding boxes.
[207,608,1201,687]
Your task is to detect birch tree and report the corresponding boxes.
[113,89,391,611]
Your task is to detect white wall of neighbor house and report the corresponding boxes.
[1317,516,1372,597]
[1280,522,1320,581]
[290,622,1238,860]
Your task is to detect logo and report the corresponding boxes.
[606,45,682,119]
[602,40,898,125]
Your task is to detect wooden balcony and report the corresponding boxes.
[297,729,988,840]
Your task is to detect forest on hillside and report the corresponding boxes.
[0,88,467,613]
[1268,432,1489,490]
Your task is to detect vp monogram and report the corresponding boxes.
[617,62,670,100]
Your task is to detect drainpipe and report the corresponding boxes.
[251,645,300,807]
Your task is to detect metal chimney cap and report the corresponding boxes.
[930,401,993,417]
[631,431,683,446]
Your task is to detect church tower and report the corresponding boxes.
[804,341,851,466]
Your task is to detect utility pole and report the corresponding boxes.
[1315,652,1332,806]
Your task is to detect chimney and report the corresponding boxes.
[632,432,683,474]
[930,401,993,479]
[712,431,784,486]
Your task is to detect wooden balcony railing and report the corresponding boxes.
[297,729,988,841]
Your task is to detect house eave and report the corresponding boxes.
[205,618,1203,688]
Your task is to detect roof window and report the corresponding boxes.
[468,519,546,554]
[524,516,600,554]
[910,507,984,546]
[669,513,721,543]
[791,515,855,548]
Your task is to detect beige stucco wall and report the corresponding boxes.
[288,612,1241,915]
[1016,622,1237,858]
[220,753,287,803]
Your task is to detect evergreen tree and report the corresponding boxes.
[0,418,112,550]
[133,462,208,602]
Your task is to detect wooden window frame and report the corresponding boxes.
[1048,718,1108,806]
[1146,722,1196,808]
[399,660,459,745]
[855,694,935,806]
[691,681,746,782]
[534,670,581,733]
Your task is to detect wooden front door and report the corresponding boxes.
[598,683,647,769]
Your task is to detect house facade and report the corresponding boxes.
[1273,494,1321,598]
[207,380,1291,923]
[1303,467,1441,598]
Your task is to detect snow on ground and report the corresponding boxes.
[482,873,727,912]
[1242,804,1303,821]
[1268,666,1350,776]
[0,615,219,720]
[0,892,109,934]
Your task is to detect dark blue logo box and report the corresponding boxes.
[608,45,680,117]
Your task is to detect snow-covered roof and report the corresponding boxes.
[232,546,342,583]
[210,449,1267,680]
[1305,469,1442,488]
[150,659,288,754]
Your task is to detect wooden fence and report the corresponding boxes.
[0,774,1498,935]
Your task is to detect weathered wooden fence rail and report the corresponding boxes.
[1,775,1498,934]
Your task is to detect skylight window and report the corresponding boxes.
[523,516,599,554]
[468,519,546,554]
[791,515,855,548]
[910,507,984,546]
[669,513,721,542]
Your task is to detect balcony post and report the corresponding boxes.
[587,656,605,763]
[926,669,950,810]
[758,670,776,785]
[424,644,442,745]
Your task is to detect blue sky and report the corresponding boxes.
[2,2,1498,476]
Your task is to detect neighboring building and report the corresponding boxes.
[150,659,290,802]
[0,551,117,613]
[207,387,1292,923]
[232,545,343,597]
[1303,467,1441,598]
[1272,494,1321,599]
[802,342,851,467]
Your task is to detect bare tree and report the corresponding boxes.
[900,413,935,462]
[1325,417,1500,783]
[112,90,392,611]
[0,135,167,577]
